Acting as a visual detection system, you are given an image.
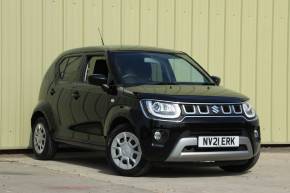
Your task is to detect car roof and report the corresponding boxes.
[61,45,184,56]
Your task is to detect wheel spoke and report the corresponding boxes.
[126,157,130,168]
[112,154,121,159]
[111,145,120,149]
[130,157,136,164]
[123,132,127,142]
[129,140,138,148]
[116,136,123,145]
[133,150,141,156]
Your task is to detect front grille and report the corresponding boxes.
[182,103,243,116]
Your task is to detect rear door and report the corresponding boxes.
[49,55,84,141]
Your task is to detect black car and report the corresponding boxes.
[31,46,260,176]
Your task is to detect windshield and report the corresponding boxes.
[111,52,214,86]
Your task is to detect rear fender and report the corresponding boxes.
[31,101,57,132]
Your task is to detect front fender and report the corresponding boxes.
[103,105,135,136]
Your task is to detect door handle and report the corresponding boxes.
[72,91,80,100]
[50,88,56,95]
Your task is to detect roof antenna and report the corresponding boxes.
[98,27,105,46]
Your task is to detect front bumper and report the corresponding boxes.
[136,116,261,162]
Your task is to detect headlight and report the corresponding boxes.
[242,101,256,118]
[144,100,181,119]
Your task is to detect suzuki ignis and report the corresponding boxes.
[31,46,260,176]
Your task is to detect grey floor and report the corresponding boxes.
[0,148,289,193]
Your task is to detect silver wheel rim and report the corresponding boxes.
[33,123,46,154]
[111,131,142,170]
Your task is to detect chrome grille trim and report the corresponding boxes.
[197,105,210,114]
[221,105,232,114]
[182,103,243,116]
[182,105,196,114]
[232,104,242,114]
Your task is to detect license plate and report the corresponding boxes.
[198,136,239,148]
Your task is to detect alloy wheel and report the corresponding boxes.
[33,123,46,154]
[110,131,142,170]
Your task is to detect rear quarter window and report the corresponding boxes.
[58,56,83,82]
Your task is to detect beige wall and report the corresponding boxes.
[0,0,289,149]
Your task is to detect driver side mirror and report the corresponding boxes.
[211,76,221,86]
[88,74,107,85]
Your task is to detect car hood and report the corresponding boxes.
[123,85,248,103]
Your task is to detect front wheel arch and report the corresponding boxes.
[106,116,132,137]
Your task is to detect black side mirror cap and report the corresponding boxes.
[88,74,107,85]
[211,76,221,86]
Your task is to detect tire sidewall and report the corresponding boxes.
[106,123,150,176]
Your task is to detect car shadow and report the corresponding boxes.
[25,149,246,178]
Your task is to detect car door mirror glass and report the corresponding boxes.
[211,76,221,86]
[88,74,107,85]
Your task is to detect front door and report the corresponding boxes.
[70,54,111,146]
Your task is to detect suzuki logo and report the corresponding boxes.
[211,105,220,114]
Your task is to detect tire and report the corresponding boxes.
[106,123,150,176]
[32,117,57,160]
[220,152,260,173]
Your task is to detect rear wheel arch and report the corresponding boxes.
[31,102,57,132]
[31,111,46,129]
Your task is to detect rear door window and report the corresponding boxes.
[59,56,83,82]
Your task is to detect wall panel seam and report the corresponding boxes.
[190,0,193,55]
[254,0,259,109]
[207,0,211,71]
[239,0,243,93]
[223,0,227,85]
[82,0,84,46]
[41,0,44,76]
[100,0,105,39]
[120,0,123,45]
[286,0,290,142]
[270,0,274,142]
[0,0,2,146]
[156,0,159,47]
[62,0,64,51]
[173,0,176,49]
[138,0,141,45]
[20,0,23,146]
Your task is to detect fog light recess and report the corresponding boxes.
[154,131,162,141]
[254,129,259,138]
